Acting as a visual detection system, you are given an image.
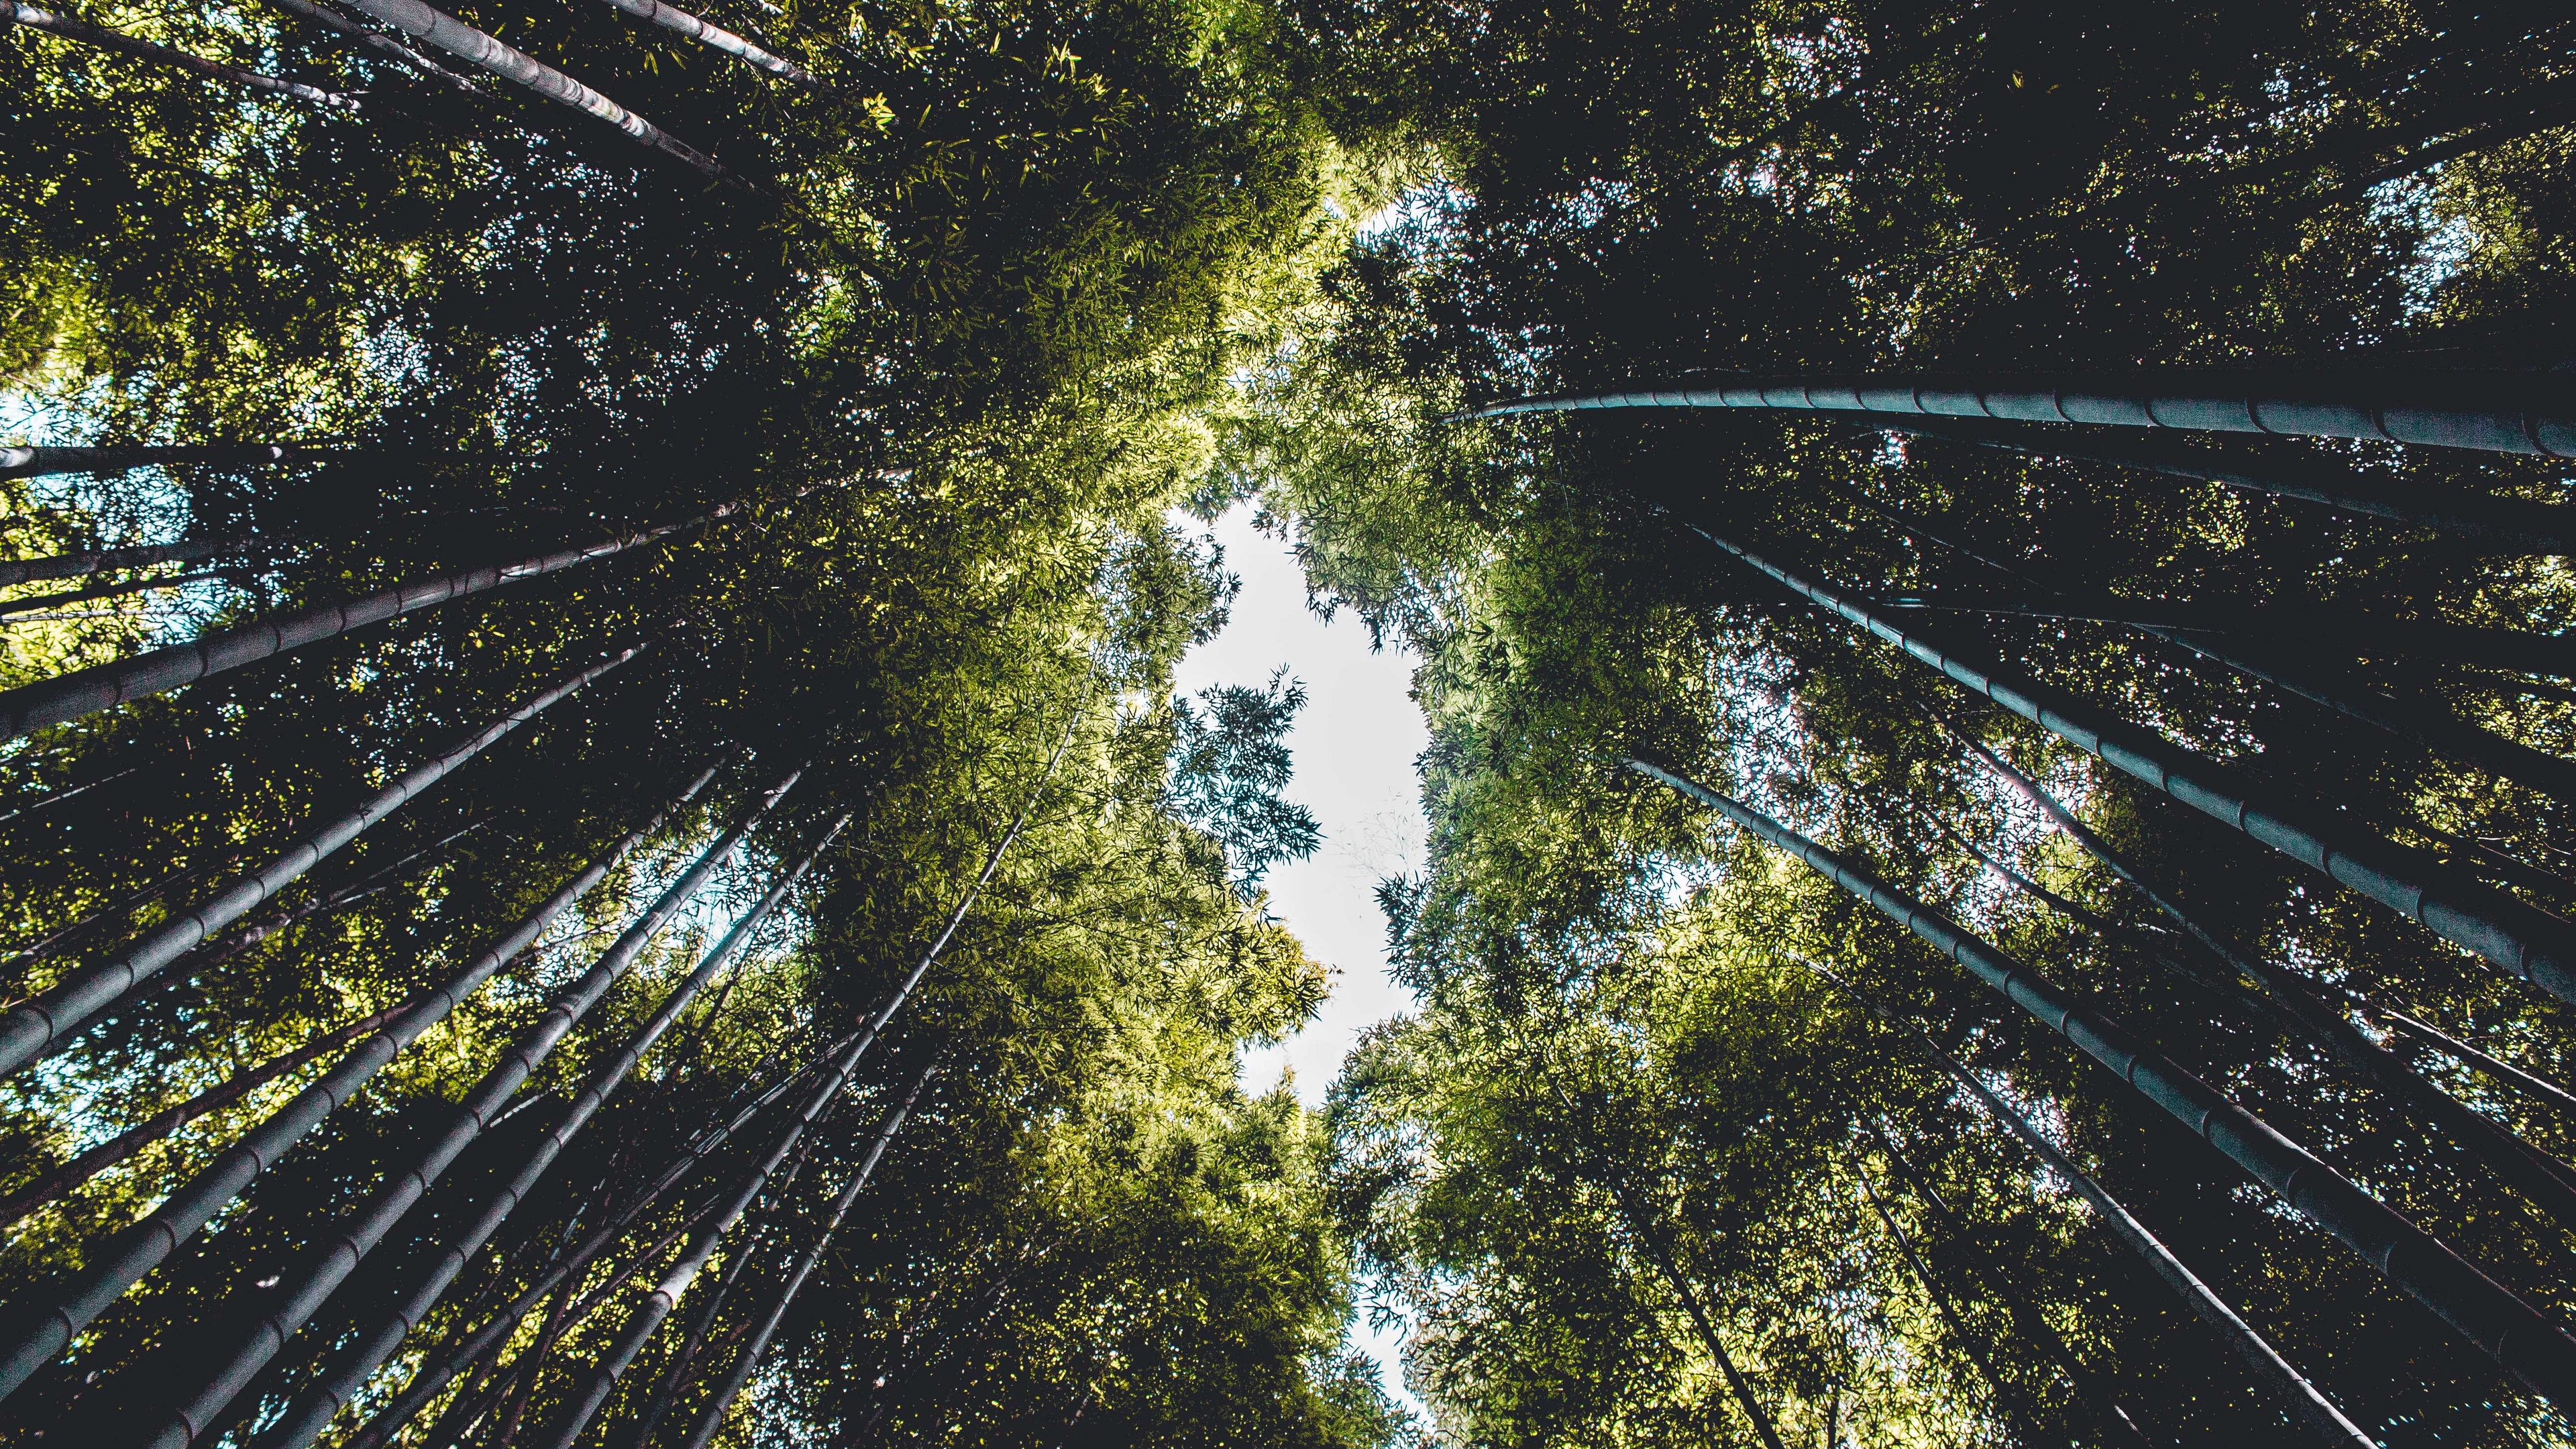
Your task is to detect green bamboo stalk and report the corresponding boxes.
[1454,368,2576,458]
[0,645,645,1077]
[1631,757,2576,1409]
[0,758,722,1403]
[1786,956,2377,1447]
[138,768,803,1448]
[1678,520,2576,1008]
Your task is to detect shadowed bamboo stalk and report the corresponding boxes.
[0,3,360,109]
[334,0,729,176]
[1881,594,2576,679]
[1870,416,2576,553]
[0,498,755,740]
[2380,1010,2576,1118]
[1454,368,2576,458]
[331,1028,855,1449]
[141,768,804,1449]
[1786,956,2377,1448]
[0,1002,404,1229]
[1630,757,2576,1408]
[339,698,1073,1449]
[0,759,722,1402]
[669,1060,938,1449]
[259,809,853,1449]
[1846,1152,2049,1444]
[0,570,225,619]
[1677,519,2576,1008]
[0,645,644,1077]
[0,535,268,589]
[1942,722,2576,1225]
[588,0,812,80]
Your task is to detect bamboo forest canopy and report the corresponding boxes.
[4,0,2576,1446]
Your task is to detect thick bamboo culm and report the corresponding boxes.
[1456,369,2576,458]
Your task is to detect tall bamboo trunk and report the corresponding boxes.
[0,3,359,109]
[256,809,853,1449]
[137,768,804,1449]
[330,1026,859,1449]
[1786,957,2377,1448]
[333,0,731,177]
[259,0,474,89]
[335,702,1070,1449]
[1944,724,2576,1231]
[0,644,644,1077]
[2381,1010,2576,1116]
[1678,520,2576,1008]
[1633,757,2576,1408]
[1458,368,2576,458]
[0,1002,405,1228]
[0,444,341,480]
[0,496,755,739]
[1846,1152,2056,1446]
[1839,480,2576,804]
[669,1060,938,1449]
[0,534,268,588]
[1882,595,2576,680]
[1872,415,2576,553]
[2,568,226,619]
[588,0,812,80]
[0,759,722,1402]
[1859,1116,2155,1449]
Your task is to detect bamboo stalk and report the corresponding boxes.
[0,645,644,1077]
[0,444,342,480]
[1454,368,2576,458]
[0,3,359,109]
[1785,956,2378,1448]
[1638,757,2574,1409]
[0,535,267,589]
[0,759,720,1402]
[142,768,804,1449]
[587,0,812,81]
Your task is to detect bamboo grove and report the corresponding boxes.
[11,0,2576,1446]
[0,0,1408,1443]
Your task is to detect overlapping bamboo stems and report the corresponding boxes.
[1831,476,2576,806]
[332,0,730,176]
[1939,721,2576,1229]
[0,534,269,588]
[263,808,857,1449]
[258,0,474,89]
[1857,1116,2154,1447]
[331,1026,871,1449]
[669,1059,938,1449]
[140,767,806,1448]
[1845,1152,2055,1446]
[1629,757,2576,1407]
[0,2,361,109]
[1786,957,2377,1448]
[588,0,812,81]
[0,759,725,1400]
[1458,368,2576,458]
[1676,519,2576,1007]
[0,643,646,1077]
[0,1001,405,1229]
[1527,1059,1790,1449]
[0,495,759,740]
[649,702,1083,1448]
[2381,1010,2576,1116]
[1868,416,2576,553]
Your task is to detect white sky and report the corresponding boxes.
[1168,504,1430,1417]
